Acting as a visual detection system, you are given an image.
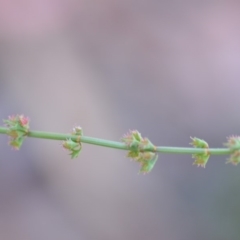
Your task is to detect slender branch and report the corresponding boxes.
[0,126,231,155]
[29,130,129,150]
[1,114,238,173]
[155,147,230,155]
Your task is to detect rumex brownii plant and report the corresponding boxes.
[0,114,238,174]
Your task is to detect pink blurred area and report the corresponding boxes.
[1,1,240,240]
[0,0,68,38]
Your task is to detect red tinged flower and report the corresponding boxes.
[3,114,30,150]
[19,115,29,127]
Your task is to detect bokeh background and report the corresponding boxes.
[1,1,240,240]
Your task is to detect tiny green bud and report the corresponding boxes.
[225,136,240,151]
[190,137,209,148]
[192,153,210,168]
[122,130,158,173]
[226,150,240,165]
[139,154,158,174]
[122,130,142,149]
[225,136,240,165]
[72,126,83,136]
[190,137,210,168]
[62,138,82,159]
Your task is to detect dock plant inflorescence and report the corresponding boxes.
[0,114,238,174]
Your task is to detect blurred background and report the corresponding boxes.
[0,1,240,239]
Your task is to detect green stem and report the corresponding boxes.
[0,126,231,155]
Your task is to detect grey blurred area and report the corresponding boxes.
[1,1,240,239]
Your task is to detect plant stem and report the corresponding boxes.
[0,126,230,155]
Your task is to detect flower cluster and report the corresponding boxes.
[190,137,210,168]
[225,136,240,165]
[122,130,158,174]
[62,126,83,158]
[4,114,30,150]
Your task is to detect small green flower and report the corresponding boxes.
[139,154,158,174]
[192,152,210,168]
[72,126,83,136]
[225,136,240,165]
[122,130,142,149]
[63,126,83,158]
[122,130,158,173]
[226,151,240,165]
[3,114,30,150]
[62,139,82,158]
[190,137,210,168]
[225,136,240,150]
[190,137,209,148]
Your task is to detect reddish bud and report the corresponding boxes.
[3,114,30,150]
